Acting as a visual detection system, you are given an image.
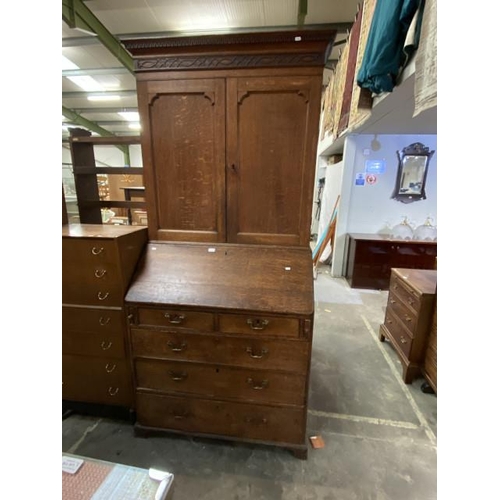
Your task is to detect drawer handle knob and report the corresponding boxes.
[247,318,269,330]
[247,378,268,390]
[404,315,412,323]
[167,341,187,352]
[245,416,268,425]
[101,341,113,350]
[168,370,188,382]
[94,269,107,279]
[245,347,269,359]
[407,298,414,305]
[105,363,116,373]
[164,313,185,324]
[91,247,104,255]
[108,387,119,396]
[98,291,110,301]
[400,336,408,344]
[390,300,396,304]
[99,317,111,326]
[387,319,392,324]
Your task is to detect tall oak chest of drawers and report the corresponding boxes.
[379,268,437,384]
[125,242,314,458]
[62,224,147,408]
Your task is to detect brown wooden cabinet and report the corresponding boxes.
[344,233,437,290]
[379,268,437,384]
[62,224,147,407]
[125,242,314,458]
[123,30,334,247]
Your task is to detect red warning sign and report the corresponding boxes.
[366,174,377,185]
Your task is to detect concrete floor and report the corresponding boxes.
[62,266,437,500]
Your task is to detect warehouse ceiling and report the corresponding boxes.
[62,0,359,138]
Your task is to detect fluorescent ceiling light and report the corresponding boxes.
[87,95,121,101]
[128,123,142,130]
[118,111,140,121]
[63,55,105,92]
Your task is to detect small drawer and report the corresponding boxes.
[135,392,305,445]
[62,307,123,335]
[219,314,300,338]
[62,355,132,406]
[62,329,126,358]
[130,329,309,373]
[62,238,118,267]
[390,275,421,314]
[386,292,417,336]
[134,358,306,406]
[62,281,123,307]
[135,308,214,331]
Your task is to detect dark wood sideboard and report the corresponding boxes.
[343,233,437,290]
[125,241,314,459]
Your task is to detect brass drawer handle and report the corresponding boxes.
[94,269,107,278]
[400,336,408,344]
[91,247,104,255]
[387,319,393,324]
[390,299,396,304]
[105,363,116,373]
[247,377,268,390]
[247,318,269,330]
[245,346,269,359]
[167,341,187,352]
[164,313,185,324]
[404,315,412,323]
[98,291,110,301]
[99,317,111,326]
[108,387,119,396]
[407,298,414,305]
[245,416,268,425]
[172,411,190,420]
[101,341,113,350]
[168,370,188,382]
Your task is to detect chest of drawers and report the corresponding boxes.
[62,224,147,408]
[379,268,437,384]
[125,242,314,459]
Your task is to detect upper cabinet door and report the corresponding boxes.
[138,78,226,242]
[226,76,322,246]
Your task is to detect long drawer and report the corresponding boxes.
[62,238,118,267]
[62,280,123,307]
[136,392,305,445]
[219,313,300,338]
[62,307,124,335]
[134,358,306,406]
[62,355,132,406]
[130,328,309,372]
[135,308,214,332]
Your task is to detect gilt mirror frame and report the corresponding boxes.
[391,142,435,204]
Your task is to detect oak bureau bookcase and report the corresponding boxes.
[121,28,336,458]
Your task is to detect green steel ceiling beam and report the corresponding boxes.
[62,105,131,165]
[62,0,134,74]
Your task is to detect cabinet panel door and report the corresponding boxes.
[226,76,322,246]
[138,78,226,242]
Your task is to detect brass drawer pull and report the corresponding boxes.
[94,269,107,278]
[167,341,187,352]
[245,346,269,359]
[407,298,414,306]
[404,315,412,323]
[247,318,269,330]
[168,370,188,382]
[164,313,185,324]
[101,341,113,350]
[91,247,104,255]
[387,319,393,324]
[245,416,268,425]
[172,410,190,420]
[400,336,408,344]
[247,378,268,390]
[98,291,110,301]
[108,387,119,396]
[105,363,116,373]
[99,317,111,326]
[389,299,396,304]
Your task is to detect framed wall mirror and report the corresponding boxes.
[391,142,434,203]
